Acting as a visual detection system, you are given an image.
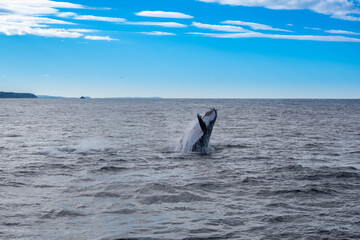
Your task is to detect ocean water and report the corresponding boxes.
[1,99,360,240]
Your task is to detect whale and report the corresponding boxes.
[177,108,217,154]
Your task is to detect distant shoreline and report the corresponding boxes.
[0,91,37,98]
[1,92,359,100]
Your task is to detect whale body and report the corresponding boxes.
[177,108,217,154]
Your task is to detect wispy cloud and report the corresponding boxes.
[57,12,77,18]
[305,27,360,35]
[197,0,360,21]
[304,27,323,31]
[125,21,187,28]
[1,0,359,44]
[189,31,360,42]
[135,11,193,19]
[139,31,176,36]
[0,1,121,40]
[0,0,84,15]
[59,12,185,28]
[84,35,117,41]
[67,28,97,33]
[192,22,248,32]
[57,12,125,23]
[222,20,291,32]
[0,26,83,38]
[73,15,125,23]
[325,29,360,35]
[0,13,81,38]
[0,14,74,27]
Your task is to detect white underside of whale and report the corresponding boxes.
[176,120,203,153]
[176,111,216,153]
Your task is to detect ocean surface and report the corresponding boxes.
[1,99,360,240]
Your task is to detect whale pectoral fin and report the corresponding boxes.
[197,114,207,134]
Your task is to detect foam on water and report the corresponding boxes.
[74,137,114,154]
[39,147,64,156]
[39,137,115,156]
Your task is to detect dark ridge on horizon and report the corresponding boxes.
[3,92,359,100]
[0,91,37,98]
[37,96,162,99]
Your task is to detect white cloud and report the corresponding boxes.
[0,14,74,27]
[125,21,187,28]
[189,31,360,42]
[135,11,193,19]
[0,0,83,15]
[0,25,83,38]
[305,27,323,31]
[0,1,122,40]
[222,20,291,32]
[73,15,125,23]
[197,0,360,21]
[335,15,360,21]
[192,22,248,32]
[57,12,126,23]
[0,14,82,38]
[57,12,77,18]
[0,0,89,39]
[139,31,176,35]
[84,35,117,41]
[303,27,359,35]
[325,29,360,35]
[68,28,97,33]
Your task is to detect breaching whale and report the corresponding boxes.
[177,108,217,154]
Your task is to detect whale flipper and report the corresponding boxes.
[197,114,207,134]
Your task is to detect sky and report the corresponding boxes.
[0,0,360,98]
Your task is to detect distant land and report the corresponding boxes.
[0,91,37,98]
[1,91,162,99]
[37,96,161,99]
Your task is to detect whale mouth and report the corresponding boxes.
[199,108,217,132]
[204,108,217,117]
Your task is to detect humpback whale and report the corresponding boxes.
[177,108,217,154]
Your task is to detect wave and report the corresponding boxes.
[103,209,137,215]
[41,209,87,219]
[258,186,338,197]
[141,192,209,204]
[95,166,128,173]
[37,138,117,156]
[94,192,121,198]
[4,133,22,138]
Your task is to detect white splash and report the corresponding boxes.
[38,137,114,156]
[74,137,112,154]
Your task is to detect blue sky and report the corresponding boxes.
[1,0,360,98]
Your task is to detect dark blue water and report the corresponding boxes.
[1,99,360,239]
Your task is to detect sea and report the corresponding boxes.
[1,99,359,240]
